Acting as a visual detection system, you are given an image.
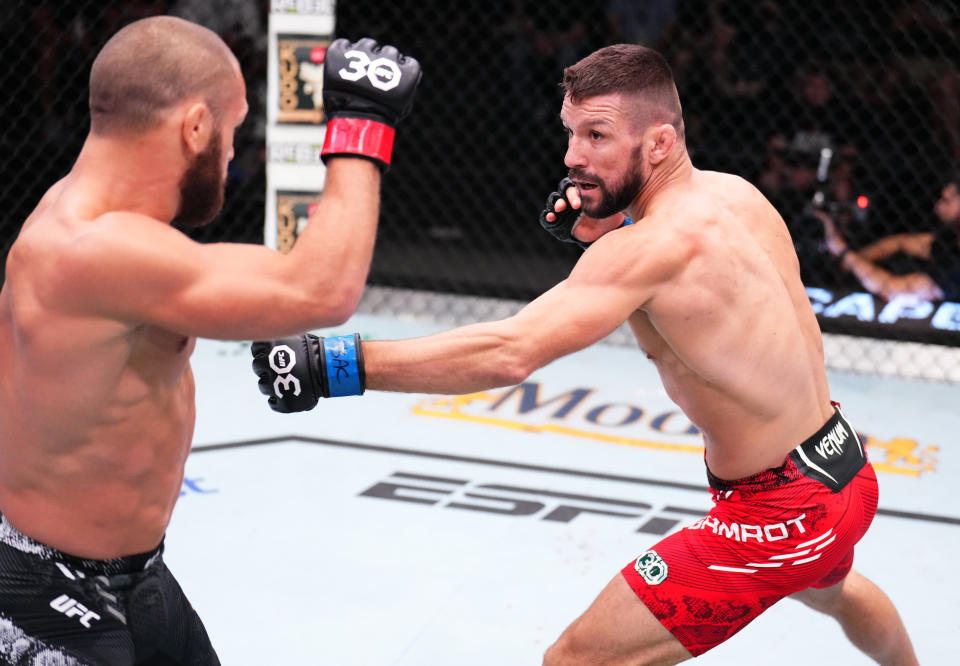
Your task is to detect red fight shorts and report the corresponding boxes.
[621,405,878,657]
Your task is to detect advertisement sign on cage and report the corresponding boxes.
[265,2,336,252]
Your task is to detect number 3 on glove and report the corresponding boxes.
[251,333,365,413]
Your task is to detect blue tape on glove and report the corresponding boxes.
[322,334,364,397]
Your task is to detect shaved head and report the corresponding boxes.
[562,44,684,141]
[89,16,240,136]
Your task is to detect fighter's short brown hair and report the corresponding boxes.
[89,16,239,136]
[562,44,684,140]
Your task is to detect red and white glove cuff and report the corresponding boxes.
[321,117,396,169]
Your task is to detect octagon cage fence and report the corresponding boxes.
[2,0,959,381]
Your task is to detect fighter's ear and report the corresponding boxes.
[180,102,213,156]
[647,123,678,166]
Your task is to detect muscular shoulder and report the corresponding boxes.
[660,171,767,221]
[24,211,192,316]
[67,212,189,265]
[656,172,785,250]
[16,208,168,262]
[573,209,697,305]
[572,171,786,295]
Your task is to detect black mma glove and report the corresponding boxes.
[539,177,591,250]
[251,333,365,413]
[321,37,422,172]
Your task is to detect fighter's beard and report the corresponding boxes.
[569,145,645,219]
[174,128,226,229]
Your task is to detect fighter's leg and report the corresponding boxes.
[543,574,692,666]
[790,570,918,666]
[131,561,221,665]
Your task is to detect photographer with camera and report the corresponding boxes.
[816,172,960,302]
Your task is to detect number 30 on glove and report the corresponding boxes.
[321,37,422,172]
[251,334,365,413]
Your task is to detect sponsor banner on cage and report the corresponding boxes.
[269,141,324,166]
[808,286,960,346]
[269,0,335,31]
[271,0,336,17]
[275,34,330,125]
[265,6,335,250]
[273,190,321,254]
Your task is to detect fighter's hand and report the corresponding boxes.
[251,334,365,413]
[539,177,586,247]
[539,178,628,249]
[321,37,422,171]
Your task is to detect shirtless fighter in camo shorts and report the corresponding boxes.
[251,44,918,664]
[0,17,419,665]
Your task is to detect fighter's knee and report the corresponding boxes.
[792,582,844,616]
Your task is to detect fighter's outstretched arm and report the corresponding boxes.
[362,260,644,394]
[252,221,689,411]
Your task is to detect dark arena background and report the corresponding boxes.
[2,0,960,377]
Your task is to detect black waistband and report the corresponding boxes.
[788,407,867,492]
[707,407,867,494]
[0,512,163,575]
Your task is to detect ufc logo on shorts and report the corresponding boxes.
[50,594,101,628]
[339,50,402,91]
[269,344,301,398]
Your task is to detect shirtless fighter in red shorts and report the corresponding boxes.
[252,44,918,664]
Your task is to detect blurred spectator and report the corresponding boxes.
[498,0,607,127]
[891,1,960,161]
[817,173,960,301]
[771,63,857,166]
[605,0,678,48]
[762,144,838,283]
[656,1,712,163]
[663,1,794,175]
[171,0,265,48]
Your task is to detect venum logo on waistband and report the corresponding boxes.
[815,421,850,459]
